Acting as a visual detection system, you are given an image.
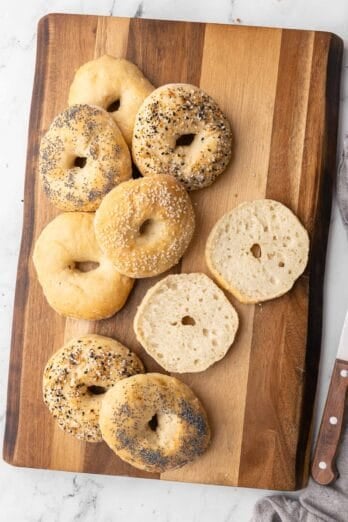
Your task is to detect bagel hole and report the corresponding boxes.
[75,261,100,273]
[73,156,87,169]
[87,385,107,395]
[181,315,196,326]
[175,133,195,147]
[148,414,158,432]
[107,99,120,112]
[250,243,262,258]
[139,219,155,236]
[132,163,142,179]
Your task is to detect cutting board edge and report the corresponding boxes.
[295,30,343,490]
[37,12,344,43]
[2,13,51,466]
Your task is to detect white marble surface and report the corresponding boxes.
[1,1,348,520]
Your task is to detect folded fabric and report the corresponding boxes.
[251,407,348,522]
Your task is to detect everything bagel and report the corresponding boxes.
[132,84,232,190]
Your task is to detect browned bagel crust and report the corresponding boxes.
[40,104,131,211]
[132,84,232,190]
[94,175,195,278]
[33,212,134,320]
[99,373,211,472]
[68,56,155,145]
[43,335,144,442]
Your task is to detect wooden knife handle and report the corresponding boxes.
[311,359,348,485]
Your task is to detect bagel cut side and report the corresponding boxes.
[206,199,310,303]
[134,273,239,373]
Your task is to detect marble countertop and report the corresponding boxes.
[1,1,348,520]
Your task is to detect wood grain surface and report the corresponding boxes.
[3,14,342,490]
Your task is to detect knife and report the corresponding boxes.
[337,136,348,228]
[311,310,348,485]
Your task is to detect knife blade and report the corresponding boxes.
[311,310,348,485]
[337,136,348,226]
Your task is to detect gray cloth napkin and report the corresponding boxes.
[250,405,348,521]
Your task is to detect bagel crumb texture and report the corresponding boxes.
[134,273,239,373]
[99,373,211,472]
[43,335,144,442]
[132,83,232,190]
[94,174,195,278]
[206,199,310,303]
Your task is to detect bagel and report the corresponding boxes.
[134,273,239,373]
[43,335,144,442]
[206,199,310,303]
[132,83,232,190]
[94,175,195,278]
[33,212,134,320]
[68,55,154,145]
[39,104,131,211]
[99,373,211,472]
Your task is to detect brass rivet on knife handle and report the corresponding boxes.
[311,359,348,485]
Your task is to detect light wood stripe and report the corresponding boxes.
[165,25,283,486]
[94,17,130,58]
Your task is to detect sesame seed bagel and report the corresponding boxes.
[39,104,132,211]
[43,335,144,442]
[68,55,154,145]
[99,373,211,472]
[33,212,134,320]
[94,175,195,278]
[132,83,232,191]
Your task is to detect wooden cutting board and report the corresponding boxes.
[3,13,342,491]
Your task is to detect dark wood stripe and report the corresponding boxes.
[238,29,317,490]
[2,14,49,465]
[264,29,314,210]
[126,18,205,86]
[295,32,343,488]
[124,17,206,481]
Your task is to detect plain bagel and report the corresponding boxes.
[68,55,155,145]
[94,174,195,278]
[33,212,134,320]
[39,104,131,211]
[43,335,144,442]
[99,373,211,472]
[132,83,232,190]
